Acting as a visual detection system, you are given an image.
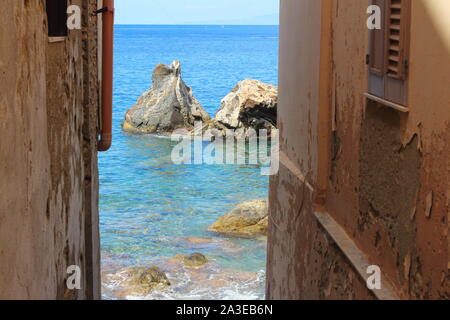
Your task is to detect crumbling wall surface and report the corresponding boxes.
[267,0,320,299]
[324,0,392,299]
[0,0,100,299]
[403,0,450,299]
[326,0,450,299]
[267,166,374,300]
[268,0,449,300]
[358,103,421,297]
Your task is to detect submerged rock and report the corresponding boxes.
[211,79,277,136]
[123,60,210,134]
[173,252,208,267]
[208,200,269,237]
[185,237,216,244]
[111,266,171,297]
[102,260,264,300]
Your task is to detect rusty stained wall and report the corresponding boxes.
[267,0,449,300]
[326,0,449,299]
[0,0,100,299]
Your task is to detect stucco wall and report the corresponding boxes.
[267,0,373,300]
[325,0,449,299]
[0,0,100,299]
[267,0,449,300]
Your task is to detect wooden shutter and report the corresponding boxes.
[384,0,411,104]
[368,0,411,106]
[46,0,68,37]
[385,0,410,80]
[368,0,387,98]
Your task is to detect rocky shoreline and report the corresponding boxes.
[102,200,269,299]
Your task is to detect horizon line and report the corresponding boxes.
[114,23,279,26]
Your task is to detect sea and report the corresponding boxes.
[99,25,279,300]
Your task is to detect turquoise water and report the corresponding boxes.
[99,25,278,300]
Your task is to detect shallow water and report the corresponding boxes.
[99,25,278,300]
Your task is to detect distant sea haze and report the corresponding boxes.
[100,25,278,300]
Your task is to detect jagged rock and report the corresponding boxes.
[173,252,208,267]
[212,79,277,135]
[208,200,269,237]
[123,61,210,134]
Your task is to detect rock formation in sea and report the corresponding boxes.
[208,200,269,237]
[195,79,277,138]
[122,60,211,134]
[215,79,277,132]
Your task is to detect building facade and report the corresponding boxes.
[0,0,101,299]
[267,0,450,299]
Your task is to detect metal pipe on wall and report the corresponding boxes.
[98,0,114,151]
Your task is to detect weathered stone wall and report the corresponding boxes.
[267,0,449,300]
[0,0,100,299]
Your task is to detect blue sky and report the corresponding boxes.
[115,0,279,25]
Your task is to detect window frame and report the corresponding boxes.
[367,0,411,107]
[46,0,69,42]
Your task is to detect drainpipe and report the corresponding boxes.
[98,0,114,152]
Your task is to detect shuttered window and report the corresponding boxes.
[368,0,411,105]
[369,0,386,76]
[46,0,68,38]
[386,0,406,79]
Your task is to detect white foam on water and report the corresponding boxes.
[102,263,266,300]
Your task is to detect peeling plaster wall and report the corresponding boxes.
[268,0,449,300]
[326,0,449,299]
[0,0,100,299]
